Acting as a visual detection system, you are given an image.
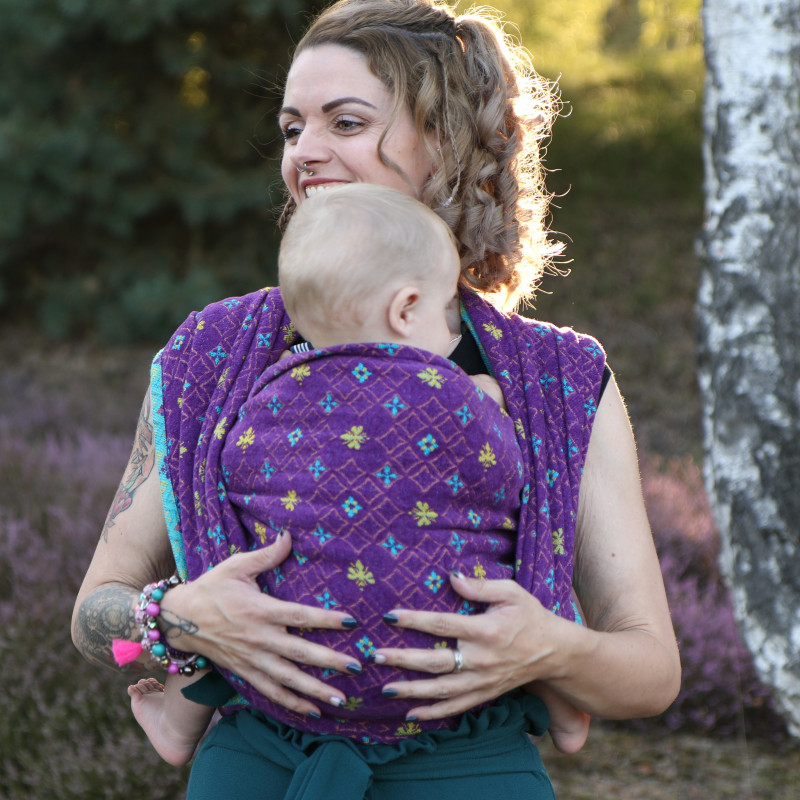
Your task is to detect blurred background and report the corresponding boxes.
[1,1,796,797]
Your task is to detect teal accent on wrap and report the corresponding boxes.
[460,300,494,376]
[151,350,188,580]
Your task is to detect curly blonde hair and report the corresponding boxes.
[279,0,563,310]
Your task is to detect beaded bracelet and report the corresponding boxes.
[112,576,208,675]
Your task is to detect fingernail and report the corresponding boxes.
[307,710,321,720]
[346,662,362,675]
[382,612,399,625]
[330,696,345,708]
[368,654,387,665]
[450,569,464,579]
[341,617,359,629]
[406,715,419,723]
[382,688,398,698]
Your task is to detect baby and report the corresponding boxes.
[128,184,589,763]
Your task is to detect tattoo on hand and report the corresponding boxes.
[159,608,200,644]
[102,393,155,543]
[74,584,143,673]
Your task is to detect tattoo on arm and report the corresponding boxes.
[102,393,155,543]
[73,584,144,673]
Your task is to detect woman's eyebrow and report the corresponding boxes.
[321,97,377,113]
[279,97,378,118]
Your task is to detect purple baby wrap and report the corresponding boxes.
[151,288,606,743]
[220,343,521,741]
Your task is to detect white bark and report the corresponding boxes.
[699,0,800,735]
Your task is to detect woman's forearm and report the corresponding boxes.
[541,619,681,719]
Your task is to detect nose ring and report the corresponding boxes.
[297,162,314,177]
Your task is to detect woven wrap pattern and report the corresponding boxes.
[152,287,605,743]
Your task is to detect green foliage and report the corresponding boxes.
[0,0,315,342]
[0,0,706,356]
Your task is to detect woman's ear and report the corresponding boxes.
[387,286,420,338]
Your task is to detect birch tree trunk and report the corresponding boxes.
[699,0,800,735]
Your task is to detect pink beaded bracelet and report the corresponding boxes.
[112,576,208,675]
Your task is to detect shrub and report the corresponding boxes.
[0,0,314,343]
[0,422,190,799]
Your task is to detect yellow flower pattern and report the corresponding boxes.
[473,561,487,580]
[341,425,368,450]
[416,367,444,388]
[254,521,267,545]
[347,560,376,589]
[236,426,255,450]
[410,501,438,527]
[291,364,311,384]
[552,528,565,555]
[214,416,228,440]
[478,442,496,469]
[282,322,296,342]
[281,490,300,511]
[482,322,503,340]
[396,721,422,737]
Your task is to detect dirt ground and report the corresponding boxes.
[540,723,800,799]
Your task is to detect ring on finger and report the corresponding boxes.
[451,647,464,674]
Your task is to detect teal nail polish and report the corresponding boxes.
[382,612,399,624]
[450,569,464,580]
[346,662,362,675]
[341,617,359,629]
[307,711,321,720]
[405,715,419,723]
[382,688,398,698]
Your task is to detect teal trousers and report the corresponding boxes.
[186,695,556,800]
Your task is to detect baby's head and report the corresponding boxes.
[279,184,460,357]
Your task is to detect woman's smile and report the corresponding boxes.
[280,44,434,206]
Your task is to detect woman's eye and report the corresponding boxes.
[281,125,302,142]
[334,117,364,133]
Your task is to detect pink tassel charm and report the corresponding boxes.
[112,638,143,666]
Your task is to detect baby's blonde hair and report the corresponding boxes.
[279,184,458,335]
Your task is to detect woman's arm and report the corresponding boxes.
[372,375,681,720]
[72,387,361,716]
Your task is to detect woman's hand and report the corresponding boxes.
[373,571,566,721]
[159,532,362,717]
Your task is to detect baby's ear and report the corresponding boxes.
[387,286,420,338]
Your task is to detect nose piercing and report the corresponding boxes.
[296,162,314,177]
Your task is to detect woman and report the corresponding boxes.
[72,1,680,797]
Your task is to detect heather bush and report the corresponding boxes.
[0,341,189,799]
[636,457,787,739]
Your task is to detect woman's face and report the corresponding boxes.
[279,45,434,206]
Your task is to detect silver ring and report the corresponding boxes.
[452,647,464,674]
